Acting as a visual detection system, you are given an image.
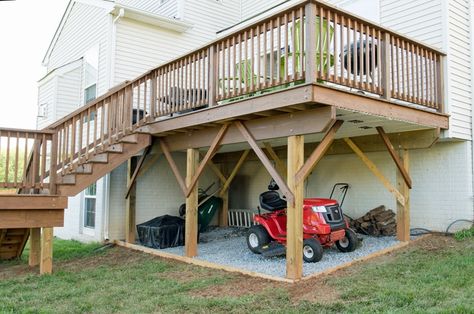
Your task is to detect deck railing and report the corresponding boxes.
[0,0,445,192]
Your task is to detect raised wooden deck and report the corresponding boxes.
[0,0,447,278]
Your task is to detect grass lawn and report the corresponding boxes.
[0,235,473,313]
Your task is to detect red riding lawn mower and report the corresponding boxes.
[246,182,359,262]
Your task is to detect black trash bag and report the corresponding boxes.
[137,215,187,249]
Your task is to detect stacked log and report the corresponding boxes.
[349,205,397,236]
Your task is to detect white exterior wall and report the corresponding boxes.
[117,0,178,18]
[380,0,472,140]
[55,178,107,242]
[56,66,82,121]
[229,141,473,231]
[107,152,218,241]
[47,2,110,96]
[36,77,57,130]
[240,0,285,20]
[113,0,241,84]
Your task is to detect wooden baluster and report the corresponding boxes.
[244,30,249,92]
[276,17,281,84]
[269,21,274,86]
[401,40,405,101]
[49,132,58,194]
[346,18,351,84]
[284,14,289,82]
[391,36,395,98]
[319,7,324,79]
[250,28,255,91]
[420,48,425,105]
[358,22,363,89]
[353,20,358,87]
[429,51,434,108]
[263,24,268,88]
[371,27,376,93]
[238,33,243,93]
[78,112,83,164]
[334,12,339,84]
[32,133,38,188]
[377,30,382,94]
[40,134,47,189]
[70,117,76,164]
[14,132,19,187]
[326,10,331,80]
[299,7,304,79]
[23,132,28,188]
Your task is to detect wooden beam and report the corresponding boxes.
[29,228,41,267]
[235,121,295,205]
[396,149,410,242]
[40,227,53,275]
[159,139,187,196]
[376,127,412,189]
[125,157,137,244]
[264,142,287,179]
[0,195,67,210]
[312,84,449,129]
[286,135,304,280]
[295,120,343,185]
[185,124,229,197]
[344,138,405,205]
[125,146,151,199]
[185,148,199,258]
[0,209,64,228]
[163,107,334,152]
[138,85,315,135]
[219,150,250,196]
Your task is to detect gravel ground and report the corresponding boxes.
[162,227,404,278]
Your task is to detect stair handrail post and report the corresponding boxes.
[49,131,58,194]
[305,2,318,84]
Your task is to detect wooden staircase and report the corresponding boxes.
[0,228,29,260]
[56,133,151,196]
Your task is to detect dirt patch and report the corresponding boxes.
[289,278,340,304]
[413,234,458,251]
[159,264,228,283]
[0,263,33,280]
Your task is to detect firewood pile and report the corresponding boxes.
[348,205,396,236]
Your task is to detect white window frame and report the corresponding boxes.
[38,103,48,118]
[83,183,97,230]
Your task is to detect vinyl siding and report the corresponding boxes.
[117,0,178,18]
[56,66,82,121]
[47,2,110,96]
[240,0,286,20]
[113,0,241,84]
[36,77,57,130]
[381,0,472,140]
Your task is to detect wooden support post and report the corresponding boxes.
[29,228,41,267]
[396,149,410,242]
[219,189,229,227]
[286,135,304,280]
[185,148,199,258]
[125,157,137,243]
[40,227,53,275]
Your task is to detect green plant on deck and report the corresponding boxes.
[0,149,25,183]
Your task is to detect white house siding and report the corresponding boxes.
[229,141,473,231]
[117,0,178,18]
[113,0,241,84]
[380,0,472,140]
[240,0,285,20]
[55,66,82,121]
[107,152,218,241]
[55,178,107,242]
[47,2,110,96]
[36,77,57,130]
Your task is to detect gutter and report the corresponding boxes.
[110,4,192,33]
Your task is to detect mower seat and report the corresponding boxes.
[259,191,287,212]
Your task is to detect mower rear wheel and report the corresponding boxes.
[336,229,358,252]
[302,239,323,263]
[246,225,271,254]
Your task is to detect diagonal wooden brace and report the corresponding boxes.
[160,139,187,196]
[185,124,229,197]
[295,120,343,185]
[235,121,295,205]
[376,126,412,189]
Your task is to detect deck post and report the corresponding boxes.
[49,133,58,194]
[396,149,410,241]
[208,45,217,107]
[286,135,304,280]
[40,227,53,275]
[219,189,229,227]
[125,157,137,243]
[381,32,391,100]
[29,228,41,267]
[305,2,318,84]
[185,148,199,257]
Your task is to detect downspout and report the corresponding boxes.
[102,7,124,241]
[470,0,474,221]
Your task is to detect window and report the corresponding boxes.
[38,103,48,118]
[84,84,96,104]
[84,183,97,228]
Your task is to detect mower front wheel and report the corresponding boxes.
[246,225,271,254]
[336,229,358,253]
[302,239,323,263]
